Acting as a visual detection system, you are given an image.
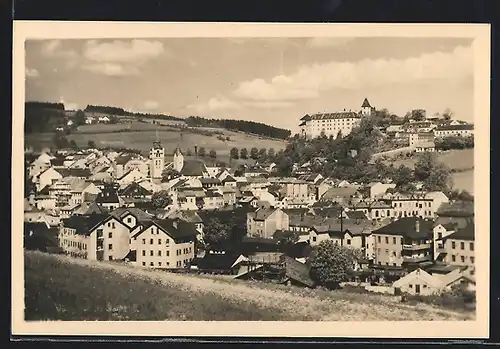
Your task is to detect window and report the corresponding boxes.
[312,236,317,242]
[392,237,396,244]
[97,229,103,237]
[158,250,162,256]
[452,255,456,262]
[150,250,154,256]
[142,250,146,256]
[127,217,132,223]
[158,262,162,266]
[347,239,351,245]
[108,232,112,238]
[108,244,113,250]
[108,256,113,261]
[461,256,465,263]
[460,242,465,250]
[470,242,474,251]
[438,233,442,239]
[150,262,154,266]
[142,239,146,244]
[409,284,413,288]
[385,237,389,244]
[166,251,170,257]
[470,256,475,263]
[423,284,427,288]
[377,236,381,243]
[158,239,161,245]
[452,241,456,249]
[393,263,396,266]
[150,239,154,245]
[142,262,146,266]
[111,222,115,229]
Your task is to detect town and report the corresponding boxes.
[23,97,476,307]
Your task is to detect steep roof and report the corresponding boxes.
[95,186,120,204]
[61,214,109,236]
[55,168,91,178]
[250,207,281,221]
[361,98,372,108]
[173,144,183,156]
[109,207,154,223]
[283,255,315,287]
[180,159,208,176]
[115,154,133,165]
[372,217,433,239]
[444,223,475,241]
[135,219,198,241]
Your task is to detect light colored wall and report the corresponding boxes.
[90,217,130,261]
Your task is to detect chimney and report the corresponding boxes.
[172,219,178,229]
[415,219,420,233]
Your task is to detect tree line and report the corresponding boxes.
[435,136,474,151]
[25,102,66,133]
[184,116,291,140]
[229,147,277,162]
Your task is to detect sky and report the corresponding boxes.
[25,37,474,133]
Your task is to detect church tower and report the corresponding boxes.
[149,141,165,179]
[361,98,374,116]
[173,143,184,172]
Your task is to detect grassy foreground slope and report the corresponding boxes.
[25,251,473,321]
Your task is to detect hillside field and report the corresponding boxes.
[24,122,287,158]
[24,251,474,321]
[385,149,474,194]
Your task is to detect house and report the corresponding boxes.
[119,182,153,199]
[117,168,147,186]
[59,213,109,258]
[95,185,121,211]
[320,187,360,204]
[200,177,221,189]
[221,175,237,187]
[174,187,205,211]
[132,219,197,269]
[34,167,63,192]
[203,190,225,210]
[434,124,474,138]
[220,186,237,207]
[24,221,60,253]
[414,140,436,153]
[98,116,110,123]
[90,166,114,183]
[32,194,57,211]
[243,167,269,178]
[246,207,290,239]
[85,116,95,124]
[190,251,248,275]
[298,173,324,185]
[180,159,210,178]
[384,193,435,219]
[393,268,444,296]
[371,218,434,270]
[435,223,475,278]
[281,256,315,288]
[124,158,150,176]
[364,182,397,199]
[29,152,54,178]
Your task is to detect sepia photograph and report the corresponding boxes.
[12,22,490,338]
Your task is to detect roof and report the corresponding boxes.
[115,154,133,165]
[95,186,120,204]
[61,214,109,236]
[393,268,442,289]
[249,208,281,221]
[283,255,315,287]
[55,168,92,178]
[73,202,106,215]
[192,252,245,271]
[201,177,221,184]
[109,207,154,223]
[180,160,208,176]
[435,124,473,131]
[321,187,359,200]
[119,182,153,196]
[372,217,434,239]
[173,144,183,156]
[345,210,369,220]
[303,111,361,121]
[437,201,474,217]
[222,175,236,182]
[361,98,371,108]
[136,219,198,241]
[444,223,475,241]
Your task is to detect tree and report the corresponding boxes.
[87,140,96,148]
[52,133,69,149]
[161,168,180,182]
[267,148,275,160]
[308,240,360,289]
[151,190,172,209]
[209,149,217,158]
[203,217,233,249]
[240,148,248,159]
[230,147,239,159]
[69,140,78,150]
[196,197,204,210]
[411,109,426,122]
[109,115,119,124]
[250,147,259,160]
[186,149,193,156]
[414,153,453,191]
[74,110,86,126]
[443,108,453,121]
[258,148,267,161]
[198,147,206,157]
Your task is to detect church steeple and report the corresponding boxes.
[173,143,183,156]
[172,143,184,172]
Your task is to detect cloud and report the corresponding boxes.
[83,39,165,64]
[143,100,160,110]
[307,37,354,48]
[188,96,240,114]
[25,67,39,78]
[232,45,473,102]
[41,40,78,59]
[82,63,140,76]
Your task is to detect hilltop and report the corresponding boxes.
[25,251,473,321]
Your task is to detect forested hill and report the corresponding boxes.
[24,101,292,140]
[184,116,291,140]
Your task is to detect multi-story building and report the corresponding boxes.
[149,141,165,180]
[299,98,375,139]
[371,217,434,270]
[132,219,197,269]
[383,193,436,219]
[246,207,290,239]
[434,124,474,138]
[435,223,475,277]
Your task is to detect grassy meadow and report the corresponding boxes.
[25,251,474,321]
[24,122,287,158]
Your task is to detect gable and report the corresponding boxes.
[89,216,130,233]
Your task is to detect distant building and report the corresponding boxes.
[299,98,375,139]
[434,124,474,138]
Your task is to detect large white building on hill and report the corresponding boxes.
[299,98,375,139]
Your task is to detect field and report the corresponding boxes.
[385,149,474,194]
[25,251,474,321]
[24,122,288,159]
